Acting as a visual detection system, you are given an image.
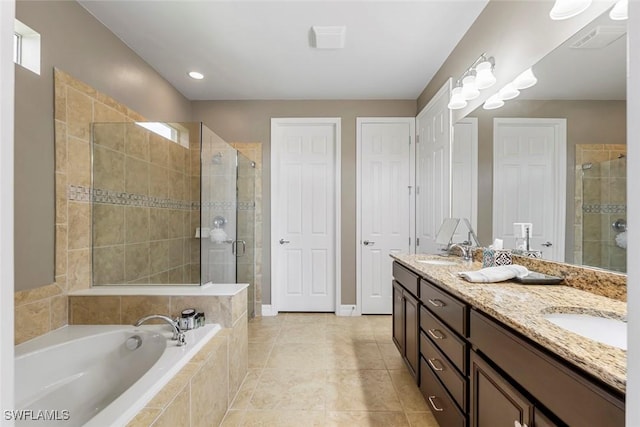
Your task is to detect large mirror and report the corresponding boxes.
[454,10,627,273]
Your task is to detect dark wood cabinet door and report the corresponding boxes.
[392,281,405,354]
[534,409,560,427]
[470,351,534,427]
[404,290,419,379]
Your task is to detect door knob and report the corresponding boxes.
[363,240,375,246]
[279,238,290,245]
[542,241,553,247]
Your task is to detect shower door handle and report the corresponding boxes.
[232,240,246,257]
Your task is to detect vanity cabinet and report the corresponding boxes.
[392,262,420,380]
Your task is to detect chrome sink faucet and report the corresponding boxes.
[134,314,186,346]
[448,243,472,262]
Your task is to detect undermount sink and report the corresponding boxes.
[543,313,627,350]
[417,259,458,266]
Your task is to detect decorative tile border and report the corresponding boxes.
[68,185,198,210]
[582,204,627,214]
[238,201,255,211]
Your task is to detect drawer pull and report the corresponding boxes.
[513,421,529,427]
[427,328,445,340]
[428,298,446,307]
[428,396,444,412]
[427,358,444,372]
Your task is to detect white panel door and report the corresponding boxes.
[416,81,452,253]
[357,118,415,314]
[452,118,478,244]
[272,119,340,312]
[493,118,566,261]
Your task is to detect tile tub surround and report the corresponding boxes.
[392,254,626,393]
[126,328,233,427]
[471,248,627,301]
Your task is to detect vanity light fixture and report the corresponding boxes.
[609,0,628,20]
[461,75,480,100]
[188,71,204,80]
[498,83,520,101]
[483,94,505,110]
[448,87,468,110]
[512,68,538,90]
[448,53,496,110]
[549,0,592,20]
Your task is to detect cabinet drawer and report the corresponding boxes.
[421,331,467,412]
[470,309,625,427]
[393,262,419,296]
[421,306,468,374]
[420,279,468,336]
[420,357,466,427]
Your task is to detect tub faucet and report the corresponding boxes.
[134,314,186,346]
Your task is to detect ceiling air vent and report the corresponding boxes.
[570,25,627,49]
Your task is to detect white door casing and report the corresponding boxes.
[357,118,415,315]
[271,118,341,313]
[416,80,453,253]
[493,118,566,261]
[452,118,478,244]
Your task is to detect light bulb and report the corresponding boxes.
[461,75,480,101]
[610,0,628,20]
[475,61,496,90]
[512,68,537,90]
[483,94,504,110]
[188,71,204,80]
[498,83,520,101]
[549,0,592,20]
[448,87,467,110]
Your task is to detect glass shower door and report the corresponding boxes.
[236,154,256,318]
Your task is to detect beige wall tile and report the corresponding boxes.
[168,170,186,201]
[126,408,161,427]
[232,289,248,324]
[93,204,125,246]
[93,246,125,285]
[150,209,169,241]
[93,145,125,192]
[66,88,93,141]
[15,283,62,306]
[67,202,91,250]
[125,243,151,282]
[168,143,187,173]
[126,125,150,161]
[51,295,69,330]
[167,210,184,239]
[94,102,127,128]
[151,385,190,427]
[15,300,50,345]
[149,134,169,168]
[150,241,169,275]
[54,77,67,122]
[93,122,125,153]
[149,165,169,199]
[229,315,248,399]
[55,173,68,224]
[149,271,169,284]
[55,225,68,276]
[168,267,184,284]
[168,238,184,269]
[191,339,228,427]
[55,120,67,173]
[121,296,171,325]
[126,156,150,196]
[70,296,121,324]
[65,138,91,186]
[67,249,91,291]
[147,362,201,409]
[125,207,150,244]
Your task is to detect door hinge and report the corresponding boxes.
[409,136,412,145]
[408,185,412,195]
[416,186,420,195]
[409,237,411,246]
[416,237,420,246]
[416,134,420,144]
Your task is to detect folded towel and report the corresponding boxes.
[458,265,529,283]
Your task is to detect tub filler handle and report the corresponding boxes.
[134,314,186,346]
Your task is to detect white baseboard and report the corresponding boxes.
[337,304,360,316]
[261,305,277,316]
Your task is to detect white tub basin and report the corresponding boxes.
[543,313,627,350]
[417,259,458,266]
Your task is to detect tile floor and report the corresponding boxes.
[221,313,440,426]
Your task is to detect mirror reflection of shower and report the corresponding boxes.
[575,144,627,273]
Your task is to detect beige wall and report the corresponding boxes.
[417,0,615,117]
[15,0,192,291]
[191,100,417,305]
[468,100,626,261]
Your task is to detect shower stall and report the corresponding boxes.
[90,121,257,317]
[577,151,627,273]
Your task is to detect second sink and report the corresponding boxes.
[417,259,458,266]
[543,312,627,350]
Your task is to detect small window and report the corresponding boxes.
[135,122,189,148]
[14,19,40,75]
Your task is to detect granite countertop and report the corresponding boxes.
[392,253,627,394]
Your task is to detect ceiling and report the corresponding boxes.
[78,0,488,101]
[519,10,627,101]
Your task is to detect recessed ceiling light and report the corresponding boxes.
[188,71,204,80]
